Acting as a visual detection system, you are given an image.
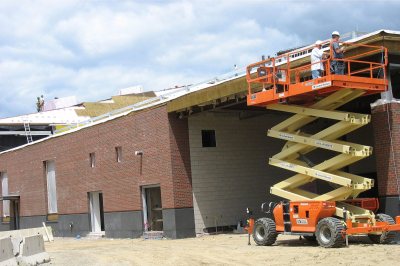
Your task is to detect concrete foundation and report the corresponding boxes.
[163,208,195,239]
[0,221,9,231]
[20,215,46,229]
[379,196,400,241]
[104,211,143,238]
[3,212,146,238]
[379,196,400,217]
[54,214,91,237]
[18,214,91,237]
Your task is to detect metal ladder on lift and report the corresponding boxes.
[23,120,33,143]
[267,88,375,223]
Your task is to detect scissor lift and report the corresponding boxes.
[246,41,400,247]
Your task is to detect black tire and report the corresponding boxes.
[252,218,277,246]
[368,213,396,244]
[303,235,317,242]
[316,217,345,248]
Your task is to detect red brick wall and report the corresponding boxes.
[372,103,400,196]
[0,173,4,216]
[0,105,193,217]
[168,114,193,208]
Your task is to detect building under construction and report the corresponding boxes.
[0,29,399,239]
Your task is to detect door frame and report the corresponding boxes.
[88,191,104,233]
[141,184,161,232]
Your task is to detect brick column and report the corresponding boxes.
[162,114,195,238]
[371,103,400,217]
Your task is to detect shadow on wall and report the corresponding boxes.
[189,113,291,234]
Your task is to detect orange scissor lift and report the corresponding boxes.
[245,41,400,247]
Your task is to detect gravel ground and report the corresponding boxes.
[43,233,400,266]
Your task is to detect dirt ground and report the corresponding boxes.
[43,234,400,266]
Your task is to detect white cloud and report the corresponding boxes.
[0,0,80,38]
[54,2,196,56]
[0,59,206,116]
[0,0,399,117]
[155,20,301,71]
[0,35,76,62]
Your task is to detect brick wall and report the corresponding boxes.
[168,114,193,208]
[0,105,193,218]
[372,102,400,196]
[0,174,4,217]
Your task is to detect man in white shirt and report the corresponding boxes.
[311,40,327,79]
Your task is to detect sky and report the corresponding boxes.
[0,0,399,118]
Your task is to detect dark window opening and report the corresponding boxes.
[99,193,105,231]
[115,146,122,163]
[390,64,400,99]
[201,130,216,147]
[90,153,96,168]
[293,205,299,214]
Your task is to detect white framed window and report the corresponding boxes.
[45,161,58,214]
[1,172,10,217]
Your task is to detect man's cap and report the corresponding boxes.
[332,31,340,36]
[315,40,323,45]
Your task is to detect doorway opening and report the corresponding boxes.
[88,191,105,233]
[390,63,400,98]
[1,195,20,230]
[10,200,20,230]
[142,186,163,231]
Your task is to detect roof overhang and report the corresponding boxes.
[166,76,249,113]
[165,30,400,113]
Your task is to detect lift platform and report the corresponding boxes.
[245,41,400,247]
[246,42,388,106]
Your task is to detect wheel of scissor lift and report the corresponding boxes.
[315,217,345,248]
[303,235,317,242]
[368,213,396,244]
[252,218,277,246]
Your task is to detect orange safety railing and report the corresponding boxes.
[246,41,388,103]
[326,42,387,78]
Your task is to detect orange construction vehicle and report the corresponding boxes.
[245,39,400,247]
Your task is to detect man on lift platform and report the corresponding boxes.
[311,40,329,79]
[330,31,346,75]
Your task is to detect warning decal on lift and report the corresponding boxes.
[296,219,308,225]
[315,140,333,149]
[315,171,333,181]
[278,133,295,140]
[312,81,332,90]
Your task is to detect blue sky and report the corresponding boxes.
[1,0,399,117]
